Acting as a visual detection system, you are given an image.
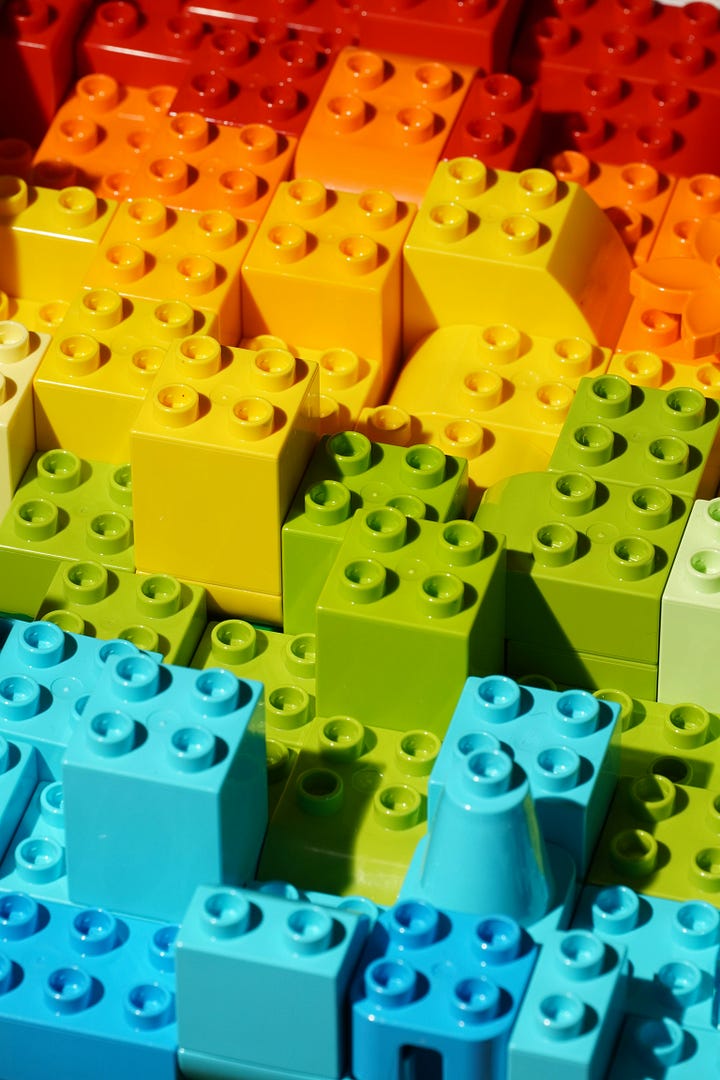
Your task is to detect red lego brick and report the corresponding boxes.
[181,0,361,39]
[0,0,94,145]
[441,72,542,172]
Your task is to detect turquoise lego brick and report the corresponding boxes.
[610,1015,720,1078]
[38,561,207,665]
[0,737,37,863]
[0,890,177,1080]
[178,1048,353,1080]
[573,884,720,1032]
[63,653,267,923]
[475,469,691,666]
[508,929,627,1080]
[428,676,620,875]
[0,450,134,618]
[547,376,720,500]
[176,883,371,1078]
[0,619,149,779]
[282,430,468,634]
[0,781,67,904]
[351,900,538,1080]
[316,509,505,735]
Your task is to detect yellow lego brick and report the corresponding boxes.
[0,178,117,303]
[392,323,611,448]
[1,294,71,337]
[403,158,634,354]
[193,580,283,627]
[131,334,319,599]
[242,333,385,435]
[83,198,256,344]
[241,180,415,376]
[356,404,551,512]
[609,347,720,399]
[0,321,50,518]
[33,288,216,463]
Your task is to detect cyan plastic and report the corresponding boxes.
[610,1014,719,1078]
[0,736,37,863]
[351,898,538,1080]
[428,676,621,875]
[0,889,178,1080]
[63,654,267,922]
[176,883,371,1078]
[0,780,68,902]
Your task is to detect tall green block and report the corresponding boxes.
[0,449,134,617]
[315,509,505,735]
[282,430,468,634]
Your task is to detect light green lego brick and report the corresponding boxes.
[507,643,659,701]
[0,450,134,618]
[282,430,468,635]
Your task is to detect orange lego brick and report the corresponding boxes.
[83,197,256,344]
[33,288,216,463]
[548,151,677,265]
[403,158,634,354]
[640,171,720,262]
[130,334,318,600]
[241,179,414,375]
[293,47,475,203]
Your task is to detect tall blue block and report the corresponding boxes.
[176,884,371,1079]
[0,889,178,1080]
[351,899,538,1080]
[63,653,267,922]
[428,676,621,875]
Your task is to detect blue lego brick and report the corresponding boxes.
[610,1014,720,1078]
[573,884,720,1032]
[508,929,627,1080]
[427,676,621,875]
[178,1048,353,1080]
[351,899,538,1080]
[0,619,151,779]
[0,736,37,863]
[176,883,371,1078]
[63,654,267,923]
[0,781,68,903]
[0,889,177,1080]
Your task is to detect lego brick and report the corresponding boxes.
[0,781,68,903]
[294,47,475,204]
[0,450,135,619]
[507,928,627,1080]
[573,883,720,1031]
[475,469,691,666]
[178,1048,353,1080]
[282,430,468,635]
[0,619,151,780]
[37,562,207,666]
[63,652,267,922]
[33,288,215,463]
[391,323,611,450]
[82,197,256,345]
[170,25,340,137]
[507,639,659,701]
[351,900,538,1080]
[176,883,370,1076]
[242,180,415,375]
[181,0,359,36]
[638,171,720,263]
[0,737,37,864]
[0,322,51,520]
[659,497,720,712]
[0,890,177,1080]
[0,178,116,304]
[610,1014,720,1078]
[130,334,318,600]
[608,346,720,399]
[442,73,542,172]
[589,773,720,905]
[0,294,71,339]
[548,151,677,265]
[402,159,633,354]
[258,714,440,905]
[428,676,621,875]
[547,374,720,499]
[191,579,284,626]
[315,509,505,734]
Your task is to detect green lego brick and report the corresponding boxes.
[589,774,720,905]
[0,450,134,618]
[315,509,505,735]
[475,468,690,666]
[508,641,658,701]
[282,431,468,635]
[548,375,720,499]
[258,715,441,907]
[36,561,206,665]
